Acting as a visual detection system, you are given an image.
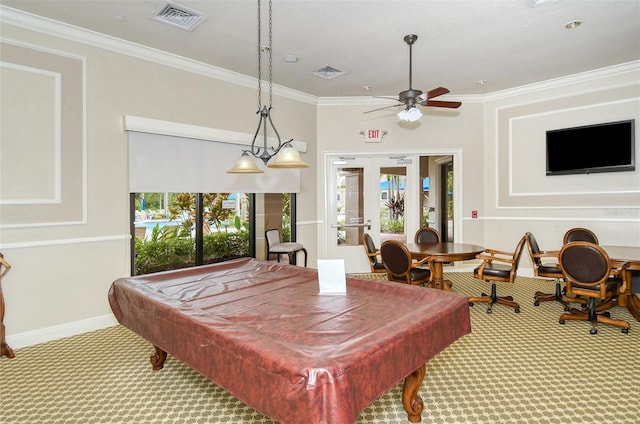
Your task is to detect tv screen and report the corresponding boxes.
[545,119,635,176]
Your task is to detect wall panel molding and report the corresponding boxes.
[0,40,87,228]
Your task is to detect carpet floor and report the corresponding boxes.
[1,272,638,424]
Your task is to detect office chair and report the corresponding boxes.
[414,227,442,244]
[469,235,527,314]
[380,240,433,286]
[563,227,599,244]
[525,232,567,307]
[558,241,630,334]
[362,233,387,274]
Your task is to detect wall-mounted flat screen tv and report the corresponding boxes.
[546,119,635,176]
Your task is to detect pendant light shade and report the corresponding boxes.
[226,0,308,174]
[227,151,264,173]
[267,144,310,169]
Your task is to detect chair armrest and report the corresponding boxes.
[533,250,559,258]
[365,250,380,259]
[412,256,435,269]
[611,261,631,293]
[476,251,516,264]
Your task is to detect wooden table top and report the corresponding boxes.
[404,242,485,262]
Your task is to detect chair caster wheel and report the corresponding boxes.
[603,312,611,318]
[486,308,492,314]
[590,328,598,335]
[559,319,565,325]
[622,328,629,334]
[533,301,540,307]
[564,305,570,312]
[514,308,521,313]
[469,302,474,307]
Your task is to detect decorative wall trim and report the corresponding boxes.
[462,216,639,223]
[0,39,87,229]
[0,61,62,205]
[0,234,129,250]
[6,314,118,350]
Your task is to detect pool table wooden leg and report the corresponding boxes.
[402,363,426,422]
[150,345,167,370]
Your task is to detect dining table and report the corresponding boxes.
[602,245,640,322]
[404,242,485,291]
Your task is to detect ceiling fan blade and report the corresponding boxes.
[416,87,450,103]
[373,96,402,101]
[364,103,403,114]
[425,100,462,109]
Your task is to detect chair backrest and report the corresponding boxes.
[525,232,542,267]
[512,235,527,271]
[265,229,282,250]
[559,241,611,298]
[380,240,412,279]
[362,233,379,264]
[563,227,599,245]
[414,227,441,244]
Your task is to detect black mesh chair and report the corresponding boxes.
[558,241,630,334]
[362,233,386,274]
[380,240,433,286]
[469,235,527,314]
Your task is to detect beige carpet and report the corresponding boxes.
[1,272,639,424]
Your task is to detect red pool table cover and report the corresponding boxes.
[108,258,471,424]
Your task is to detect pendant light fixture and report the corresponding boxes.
[227,0,309,174]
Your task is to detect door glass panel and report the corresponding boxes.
[380,166,407,243]
[336,167,363,246]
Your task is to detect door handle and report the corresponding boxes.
[331,219,371,230]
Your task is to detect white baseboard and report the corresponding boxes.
[6,314,119,350]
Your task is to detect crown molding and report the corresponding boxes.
[0,6,317,105]
[2,6,637,108]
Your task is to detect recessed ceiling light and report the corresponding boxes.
[282,55,299,63]
[565,20,582,29]
[476,80,487,85]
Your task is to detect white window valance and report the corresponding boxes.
[126,116,303,193]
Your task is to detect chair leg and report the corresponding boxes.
[559,298,630,334]
[534,280,565,306]
[469,282,520,314]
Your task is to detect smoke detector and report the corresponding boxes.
[309,65,347,80]
[152,1,207,31]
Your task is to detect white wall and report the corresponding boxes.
[0,12,317,349]
[1,8,638,349]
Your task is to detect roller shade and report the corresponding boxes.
[128,131,300,193]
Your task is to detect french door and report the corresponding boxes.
[325,155,419,273]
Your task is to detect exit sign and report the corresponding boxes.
[364,129,383,143]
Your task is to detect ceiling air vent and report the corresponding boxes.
[309,65,347,80]
[152,2,207,31]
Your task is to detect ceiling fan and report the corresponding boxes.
[365,34,462,121]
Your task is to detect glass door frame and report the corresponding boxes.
[321,149,463,269]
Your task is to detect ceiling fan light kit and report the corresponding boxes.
[397,107,422,122]
[365,34,462,121]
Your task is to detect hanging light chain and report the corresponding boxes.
[268,0,273,108]
[256,0,262,112]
